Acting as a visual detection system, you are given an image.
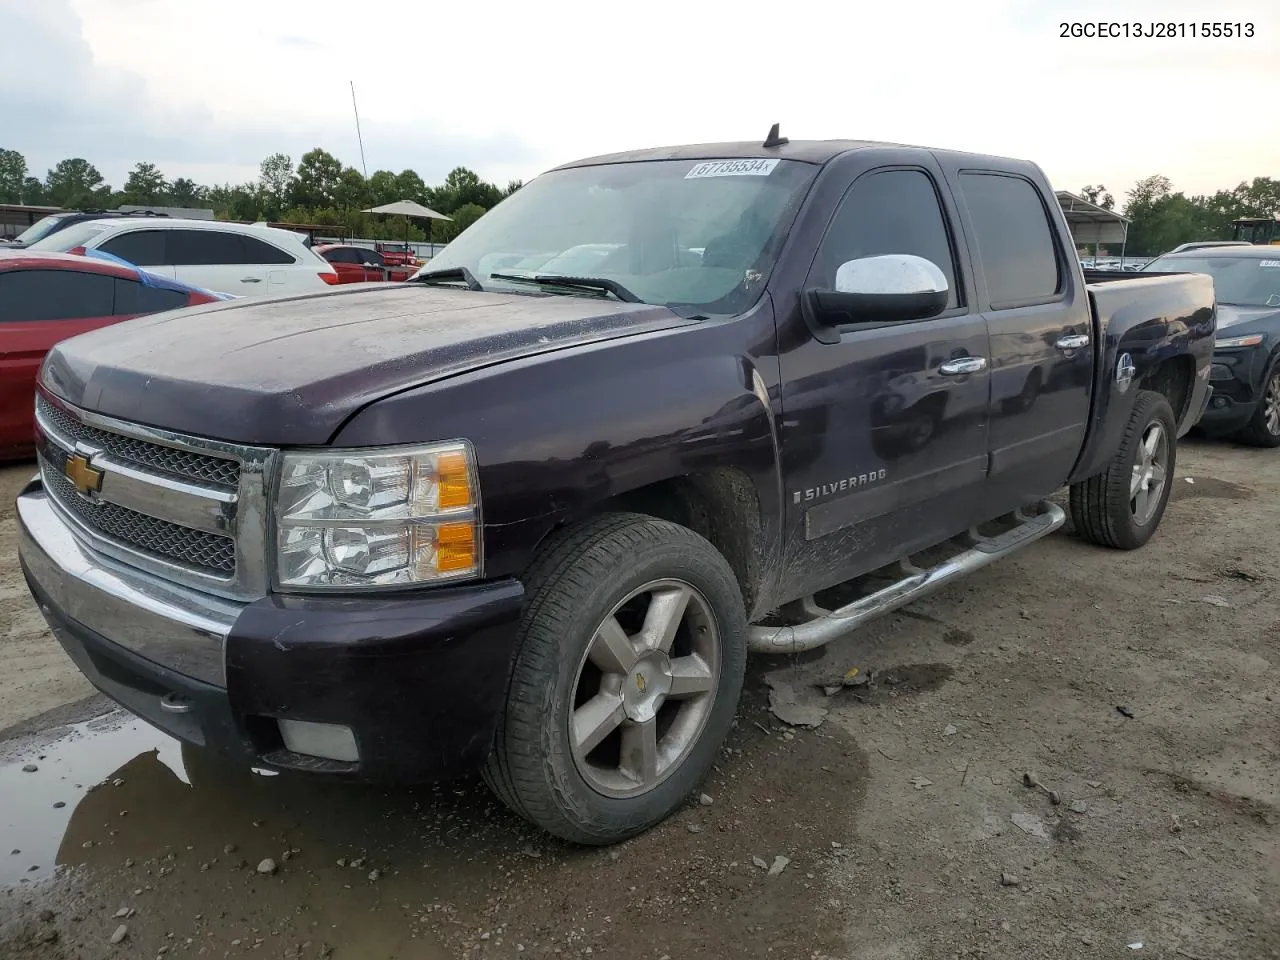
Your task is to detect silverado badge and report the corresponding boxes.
[65,454,104,496]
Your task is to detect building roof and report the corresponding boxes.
[1055,191,1129,245]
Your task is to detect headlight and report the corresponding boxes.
[1215,334,1264,348]
[275,441,480,589]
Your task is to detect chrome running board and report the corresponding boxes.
[748,500,1065,655]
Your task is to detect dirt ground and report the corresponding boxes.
[1,439,1277,960]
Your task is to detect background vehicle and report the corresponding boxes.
[1144,246,1280,445]
[25,217,338,295]
[18,133,1214,848]
[374,242,423,268]
[0,249,224,460]
[1232,217,1280,246]
[1,209,171,249]
[1168,241,1253,255]
[314,243,416,283]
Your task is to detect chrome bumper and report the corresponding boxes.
[17,486,243,687]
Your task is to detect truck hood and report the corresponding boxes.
[41,284,697,445]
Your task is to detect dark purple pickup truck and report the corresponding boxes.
[18,129,1215,844]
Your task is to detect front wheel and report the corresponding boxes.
[1069,389,1177,550]
[1236,362,1280,448]
[483,513,747,845]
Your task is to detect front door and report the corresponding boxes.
[776,164,992,601]
[945,169,1095,508]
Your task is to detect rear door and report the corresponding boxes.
[112,276,192,319]
[95,229,177,279]
[167,229,264,294]
[360,248,389,281]
[324,247,364,282]
[240,234,301,293]
[0,268,118,455]
[945,167,1095,508]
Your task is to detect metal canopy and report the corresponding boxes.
[1056,191,1129,246]
[363,200,452,220]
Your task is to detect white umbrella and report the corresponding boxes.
[363,200,452,247]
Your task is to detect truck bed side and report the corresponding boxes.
[1069,271,1216,483]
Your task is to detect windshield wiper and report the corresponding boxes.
[409,266,483,291]
[489,272,642,304]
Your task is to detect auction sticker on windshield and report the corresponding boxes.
[685,159,780,179]
[1260,260,1280,268]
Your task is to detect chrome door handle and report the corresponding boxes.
[939,357,988,375]
[240,277,262,283]
[1056,333,1090,350]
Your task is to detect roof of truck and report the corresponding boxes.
[551,137,1037,171]
[552,139,898,169]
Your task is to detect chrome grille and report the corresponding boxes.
[34,393,276,601]
[41,459,236,575]
[37,395,240,490]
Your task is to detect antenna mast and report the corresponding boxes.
[350,81,368,178]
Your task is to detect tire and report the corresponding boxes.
[483,513,747,845]
[1069,389,1177,550]
[1235,361,1280,448]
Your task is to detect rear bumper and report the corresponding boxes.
[18,483,526,780]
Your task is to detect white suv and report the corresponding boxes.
[27,218,339,296]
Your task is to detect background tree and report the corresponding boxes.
[258,153,294,219]
[168,177,205,208]
[0,148,28,204]
[21,176,47,205]
[1079,184,1114,210]
[366,169,400,206]
[435,202,487,242]
[121,162,168,205]
[292,148,343,209]
[44,158,110,208]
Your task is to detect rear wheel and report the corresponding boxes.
[483,513,747,845]
[1069,389,1176,550]
[1236,363,1280,448]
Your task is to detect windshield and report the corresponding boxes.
[12,215,69,245]
[25,221,111,253]
[1145,255,1280,308]
[413,158,818,315]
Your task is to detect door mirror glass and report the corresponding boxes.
[806,254,950,329]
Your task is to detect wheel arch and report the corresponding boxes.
[524,468,777,622]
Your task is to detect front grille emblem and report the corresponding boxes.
[65,453,105,496]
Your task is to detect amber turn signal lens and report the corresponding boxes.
[434,521,478,573]
[435,450,474,510]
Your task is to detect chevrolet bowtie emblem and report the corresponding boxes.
[65,454,104,496]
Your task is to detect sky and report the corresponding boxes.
[1,0,1275,202]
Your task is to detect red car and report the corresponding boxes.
[314,244,417,283]
[0,250,223,460]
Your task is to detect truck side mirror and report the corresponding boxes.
[803,255,950,342]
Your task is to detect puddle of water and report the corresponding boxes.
[0,712,188,885]
[0,683,865,959]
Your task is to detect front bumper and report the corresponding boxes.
[17,483,526,780]
[1197,347,1268,433]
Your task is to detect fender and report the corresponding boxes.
[332,299,786,587]
[1069,273,1215,483]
